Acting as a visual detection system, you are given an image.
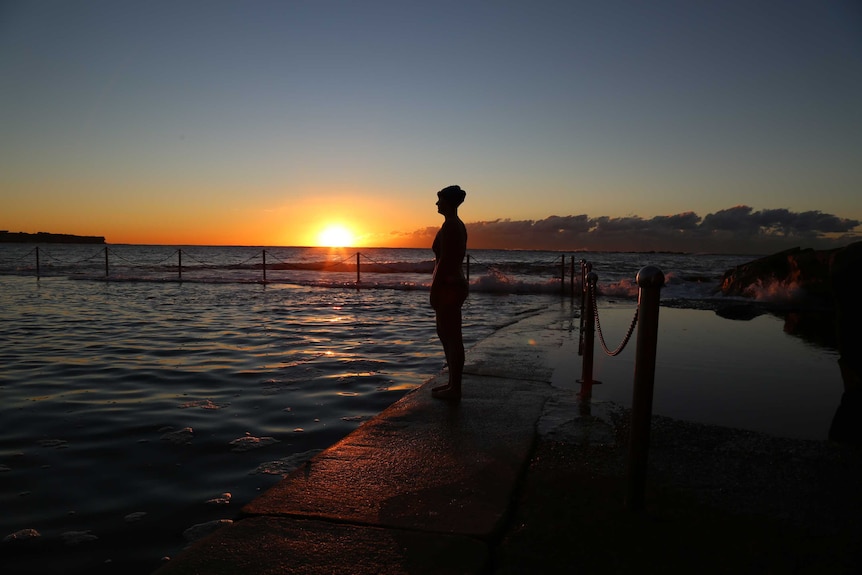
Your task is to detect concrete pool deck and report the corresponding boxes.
[154,306,862,574]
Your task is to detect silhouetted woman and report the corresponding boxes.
[430,185,468,400]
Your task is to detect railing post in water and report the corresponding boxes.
[104,247,109,278]
[578,260,591,355]
[560,254,566,295]
[466,254,470,283]
[570,256,575,298]
[36,247,41,279]
[356,252,361,284]
[577,271,599,399]
[178,249,183,281]
[580,260,590,308]
[626,265,665,512]
[262,250,267,283]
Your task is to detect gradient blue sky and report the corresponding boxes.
[2,0,860,251]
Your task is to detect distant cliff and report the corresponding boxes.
[0,231,106,244]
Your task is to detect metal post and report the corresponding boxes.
[570,256,575,298]
[178,249,183,281]
[466,254,470,283]
[577,271,598,397]
[626,265,665,512]
[578,260,590,355]
[35,247,41,279]
[105,246,109,278]
[560,254,566,295]
[356,252,361,284]
[580,261,590,309]
[262,250,267,283]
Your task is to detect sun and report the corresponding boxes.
[317,224,355,247]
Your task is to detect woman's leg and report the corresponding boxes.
[446,306,464,389]
[432,310,452,392]
[432,306,464,400]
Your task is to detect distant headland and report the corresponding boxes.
[0,231,106,244]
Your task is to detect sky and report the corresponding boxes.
[2,0,861,253]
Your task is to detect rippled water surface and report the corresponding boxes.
[0,274,550,573]
[0,246,843,573]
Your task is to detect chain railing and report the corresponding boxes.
[575,259,665,513]
[594,286,639,356]
[5,247,587,291]
[577,266,640,393]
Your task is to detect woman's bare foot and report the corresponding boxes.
[432,386,461,401]
[432,383,450,393]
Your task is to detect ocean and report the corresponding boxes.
[0,244,843,574]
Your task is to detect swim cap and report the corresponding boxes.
[437,185,466,206]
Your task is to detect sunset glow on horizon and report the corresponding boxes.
[2,2,860,254]
[316,224,356,248]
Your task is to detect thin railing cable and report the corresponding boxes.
[263,250,291,266]
[358,252,410,272]
[107,248,179,267]
[321,252,357,269]
[12,247,38,261]
[5,248,589,290]
[465,255,518,282]
[592,283,638,356]
[180,250,261,269]
[178,250,212,267]
[1,247,39,266]
[40,247,105,265]
[262,250,355,270]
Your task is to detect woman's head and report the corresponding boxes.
[437,185,466,208]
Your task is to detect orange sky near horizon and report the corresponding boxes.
[3,184,435,247]
[3,2,861,253]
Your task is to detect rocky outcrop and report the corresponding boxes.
[0,231,105,244]
[716,242,862,444]
[717,246,840,308]
[829,241,862,444]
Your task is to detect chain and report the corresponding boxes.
[107,248,179,266]
[1,247,38,263]
[40,247,105,265]
[466,255,507,277]
[263,250,290,265]
[359,252,409,272]
[319,252,356,269]
[592,284,638,356]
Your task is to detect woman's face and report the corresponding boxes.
[436,197,451,215]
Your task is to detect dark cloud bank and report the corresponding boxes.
[403,205,861,254]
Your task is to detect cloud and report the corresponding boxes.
[701,206,860,240]
[396,205,860,254]
[649,212,701,230]
[700,205,760,232]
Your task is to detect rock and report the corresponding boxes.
[717,245,841,308]
[160,427,194,444]
[182,519,233,543]
[3,528,41,543]
[61,530,99,545]
[205,493,231,505]
[828,241,862,445]
[228,435,279,452]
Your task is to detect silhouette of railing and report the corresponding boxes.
[575,259,665,512]
[4,247,589,294]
